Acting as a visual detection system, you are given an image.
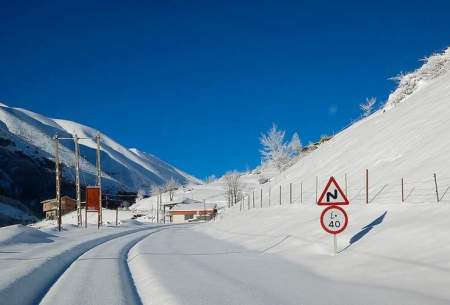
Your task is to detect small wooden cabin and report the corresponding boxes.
[42,196,77,219]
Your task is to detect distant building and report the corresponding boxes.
[42,196,77,220]
[168,200,217,223]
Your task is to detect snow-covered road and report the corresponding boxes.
[39,228,166,305]
[129,225,448,305]
[0,224,164,305]
[2,223,448,305]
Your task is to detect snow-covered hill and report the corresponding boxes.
[0,104,200,224]
[146,46,450,209]
[133,46,450,304]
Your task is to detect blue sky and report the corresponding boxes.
[1,1,449,179]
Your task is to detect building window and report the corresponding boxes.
[184,214,194,221]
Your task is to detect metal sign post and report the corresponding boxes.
[318,176,350,255]
[74,134,82,227]
[320,205,349,255]
[333,234,337,255]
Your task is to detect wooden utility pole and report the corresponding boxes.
[365,169,369,204]
[163,203,166,224]
[96,134,102,228]
[160,193,163,220]
[156,194,160,223]
[434,173,439,203]
[54,136,62,232]
[74,134,82,227]
[203,199,206,221]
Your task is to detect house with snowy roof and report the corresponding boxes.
[168,200,217,223]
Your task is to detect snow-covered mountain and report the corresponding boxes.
[0,104,200,224]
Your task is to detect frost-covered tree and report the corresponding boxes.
[386,47,450,109]
[288,132,302,156]
[150,184,162,197]
[205,175,216,184]
[164,177,179,201]
[260,124,291,171]
[135,189,145,203]
[360,97,376,117]
[223,171,241,208]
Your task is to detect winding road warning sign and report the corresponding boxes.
[317,176,349,205]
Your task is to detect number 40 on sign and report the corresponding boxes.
[320,205,348,234]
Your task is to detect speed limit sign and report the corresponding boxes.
[320,205,348,235]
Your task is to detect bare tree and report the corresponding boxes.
[223,171,242,208]
[150,184,162,196]
[164,177,179,201]
[205,175,217,184]
[360,97,376,117]
[135,189,145,203]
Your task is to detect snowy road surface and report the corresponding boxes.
[129,225,448,305]
[39,228,166,305]
[2,224,448,305]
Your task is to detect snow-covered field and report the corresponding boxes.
[196,203,450,304]
[3,204,448,305]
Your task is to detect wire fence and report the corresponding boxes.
[234,170,450,212]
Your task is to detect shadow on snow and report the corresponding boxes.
[340,211,387,253]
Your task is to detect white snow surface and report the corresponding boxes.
[0,104,199,192]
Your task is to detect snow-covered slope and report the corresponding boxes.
[0,103,199,223]
[268,47,450,206]
[165,47,450,304]
[181,47,450,207]
[133,47,450,212]
[385,47,450,110]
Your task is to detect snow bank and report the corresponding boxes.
[0,224,55,246]
[199,204,450,303]
[0,223,158,305]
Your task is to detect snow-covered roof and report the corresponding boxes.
[164,197,203,206]
[170,202,217,212]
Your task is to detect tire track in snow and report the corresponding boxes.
[38,227,170,305]
[0,225,165,305]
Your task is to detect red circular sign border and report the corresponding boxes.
[320,205,348,235]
